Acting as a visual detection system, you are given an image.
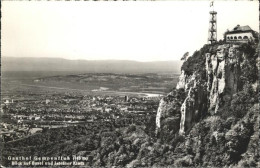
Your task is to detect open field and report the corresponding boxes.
[1,71,180,97]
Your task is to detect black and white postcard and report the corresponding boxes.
[1,0,259,167]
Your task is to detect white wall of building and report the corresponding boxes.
[226,32,254,41]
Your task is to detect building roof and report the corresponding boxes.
[226,25,253,34]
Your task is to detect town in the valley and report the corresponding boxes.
[0,85,162,142]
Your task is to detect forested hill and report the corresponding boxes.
[2,57,182,73]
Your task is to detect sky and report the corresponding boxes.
[1,0,259,62]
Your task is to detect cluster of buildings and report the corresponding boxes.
[1,92,160,142]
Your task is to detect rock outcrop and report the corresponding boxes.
[156,42,258,136]
[176,70,186,90]
[206,44,242,114]
[155,89,185,141]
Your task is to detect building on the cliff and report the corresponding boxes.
[225,25,255,43]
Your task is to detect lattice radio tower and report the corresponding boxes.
[208,1,217,44]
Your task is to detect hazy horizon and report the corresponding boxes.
[2,1,258,62]
[2,56,183,63]
[2,57,182,73]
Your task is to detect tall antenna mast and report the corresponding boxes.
[208,1,217,44]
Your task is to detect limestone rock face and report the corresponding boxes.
[155,89,185,139]
[156,43,254,136]
[179,86,195,135]
[206,44,241,114]
[176,70,186,90]
[179,72,208,135]
[156,99,167,129]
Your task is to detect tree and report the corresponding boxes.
[181,52,189,61]
[223,29,229,41]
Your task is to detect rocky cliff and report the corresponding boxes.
[155,42,259,166]
[156,42,258,136]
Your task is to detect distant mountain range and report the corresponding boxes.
[1,57,182,74]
